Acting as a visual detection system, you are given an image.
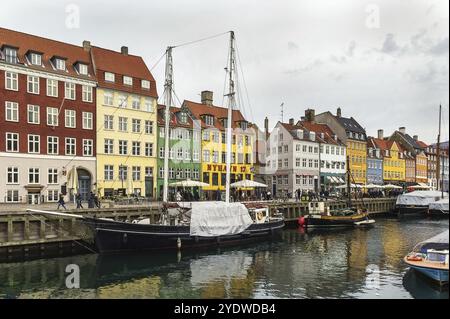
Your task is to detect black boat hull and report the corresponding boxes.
[83,218,285,253]
[304,214,368,228]
[396,206,429,216]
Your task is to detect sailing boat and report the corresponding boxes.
[299,156,375,228]
[28,32,284,253]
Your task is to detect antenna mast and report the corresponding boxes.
[163,47,173,203]
[437,104,442,197]
[225,31,236,204]
[280,103,284,122]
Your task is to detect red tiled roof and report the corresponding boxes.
[183,100,246,130]
[416,140,428,148]
[157,105,193,129]
[91,46,158,98]
[0,27,94,80]
[298,120,343,145]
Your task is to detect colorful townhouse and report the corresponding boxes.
[156,105,201,200]
[399,145,417,186]
[370,138,405,184]
[389,127,428,185]
[182,91,255,200]
[298,109,346,191]
[367,134,384,185]
[266,119,321,198]
[0,28,97,203]
[91,45,158,198]
[315,108,367,184]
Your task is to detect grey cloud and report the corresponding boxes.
[381,33,400,53]
[288,41,299,51]
[429,37,449,56]
[330,55,347,64]
[284,59,323,76]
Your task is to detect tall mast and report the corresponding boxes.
[225,31,236,204]
[346,155,352,208]
[163,47,173,203]
[437,104,442,197]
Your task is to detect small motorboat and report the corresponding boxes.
[428,198,449,216]
[396,190,449,216]
[404,230,449,286]
[354,219,376,228]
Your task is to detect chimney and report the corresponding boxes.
[82,40,91,52]
[413,135,418,141]
[377,129,384,139]
[305,109,315,123]
[289,118,295,125]
[264,117,269,135]
[121,46,129,55]
[399,127,406,134]
[337,107,342,118]
[201,91,213,106]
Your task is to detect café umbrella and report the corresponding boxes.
[383,184,402,189]
[169,179,210,188]
[230,179,268,188]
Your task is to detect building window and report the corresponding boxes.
[82,112,93,129]
[145,120,153,134]
[82,85,93,102]
[5,101,19,122]
[55,59,66,71]
[202,131,210,141]
[46,107,59,126]
[132,119,141,133]
[47,136,59,155]
[193,150,200,161]
[284,159,289,167]
[205,115,214,126]
[132,97,140,110]
[6,190,19,203]
[105,72,115,82]
[104,139,114,154]
[27,76,40,94]
[104,115,113,130]
[83,139,93,156]
[65,109,76,128]
[145,143,153,157]
[118,95,127,108]
[28,168,40,184]
[7,167,19,184]
[119,117,128,132]
[302,158,307,168]
[141,80,150,89]
[65,138,76,155]
[104,165,114,181]
[203,150,210,162]
[28,134,40,153]
[5,72,18,91]
[5,47,18,64]
[119,140,128,155]
[145,167,153,177]
[159,147,164,158]
[46,79,58,97]
[132,141,141,156]
[6,133,19,152]
[132,166,141,181]
[123,76,133,86]
[144,98,153,112]
[65,82,76,100]
[78,64,88,75]
[48,168,58,184]
[104,92,114,106]
[47,190,59,202]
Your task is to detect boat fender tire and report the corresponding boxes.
[256,212,264,221]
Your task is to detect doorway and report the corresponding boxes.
[77,168,92,200]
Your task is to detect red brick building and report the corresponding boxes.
[0,28,97,204]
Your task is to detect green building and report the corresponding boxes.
[156,105,202,200]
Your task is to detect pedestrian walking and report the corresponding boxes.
[76,193,84,209]
[57,195,67,210]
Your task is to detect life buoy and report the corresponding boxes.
[256,211,264,221]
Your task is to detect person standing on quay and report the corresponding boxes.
[57,195,67,210]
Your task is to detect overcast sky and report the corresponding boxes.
[2,0,449,143]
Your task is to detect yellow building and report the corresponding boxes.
[183,92,255,199]
[415,151,428,184]
[372,139,405,183]
[91,46,158,198]
[347,140,367,184]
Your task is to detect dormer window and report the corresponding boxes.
[222,118,228,128]
[78,63,88,75]
[204,115,214,126]
[180,112,188,124]
[105,72,115,82]
[385,150,389,156]
[55,58,66,71]
[123,76,133,86]
[4,47,18,64]
[30,53,42,66]
[240,121,248,130]
[141,80,150,89]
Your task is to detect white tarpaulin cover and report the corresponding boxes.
[189,202,253,237]
[396,190,449,206]
[429,198,449,212]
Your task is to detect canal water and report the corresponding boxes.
[0,218,448,299]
